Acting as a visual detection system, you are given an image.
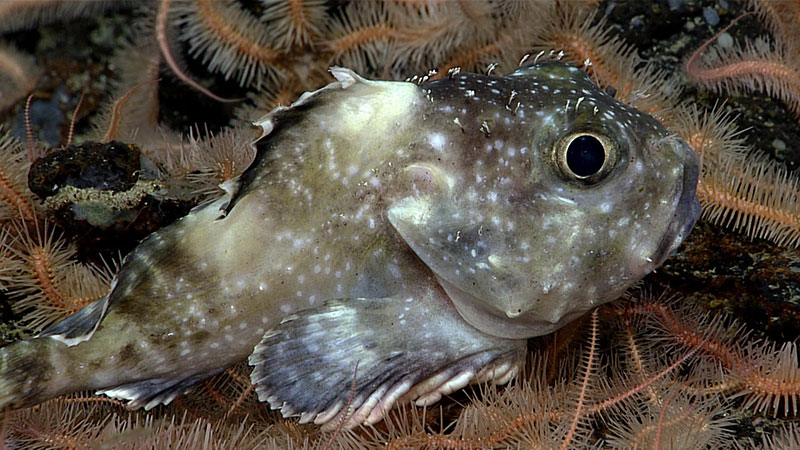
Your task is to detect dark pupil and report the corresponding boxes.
[566,135,605,177]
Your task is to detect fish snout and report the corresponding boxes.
[651,138,701,267]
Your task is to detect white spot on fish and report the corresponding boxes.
[428,133,447,152]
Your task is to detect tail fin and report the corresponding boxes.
[0,338,54,410]
[1,293,112,409]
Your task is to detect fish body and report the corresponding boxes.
[0,62,700,427]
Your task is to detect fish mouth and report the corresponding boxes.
[650,142,701,268]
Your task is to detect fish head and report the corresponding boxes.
[388,62,700,339]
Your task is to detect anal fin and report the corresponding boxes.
[97,371,215,410]
[248,290,526,429]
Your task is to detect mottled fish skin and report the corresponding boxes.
[0,63,700,427]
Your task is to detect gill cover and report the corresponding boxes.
[387,163,549,340]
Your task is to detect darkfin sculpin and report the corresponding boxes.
[0,62,700,428]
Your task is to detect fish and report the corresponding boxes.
[0,61,700,428]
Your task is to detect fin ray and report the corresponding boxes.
[97,371,215,410]
[38,293,110,346]
[249,292,525,428]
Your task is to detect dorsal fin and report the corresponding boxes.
[38,293,110,346]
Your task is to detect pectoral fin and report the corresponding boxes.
[248,290,525,429]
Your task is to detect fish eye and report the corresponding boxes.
[566,135,604,176]
[554,132,616,184]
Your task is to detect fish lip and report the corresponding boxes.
[650,144,701,268]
